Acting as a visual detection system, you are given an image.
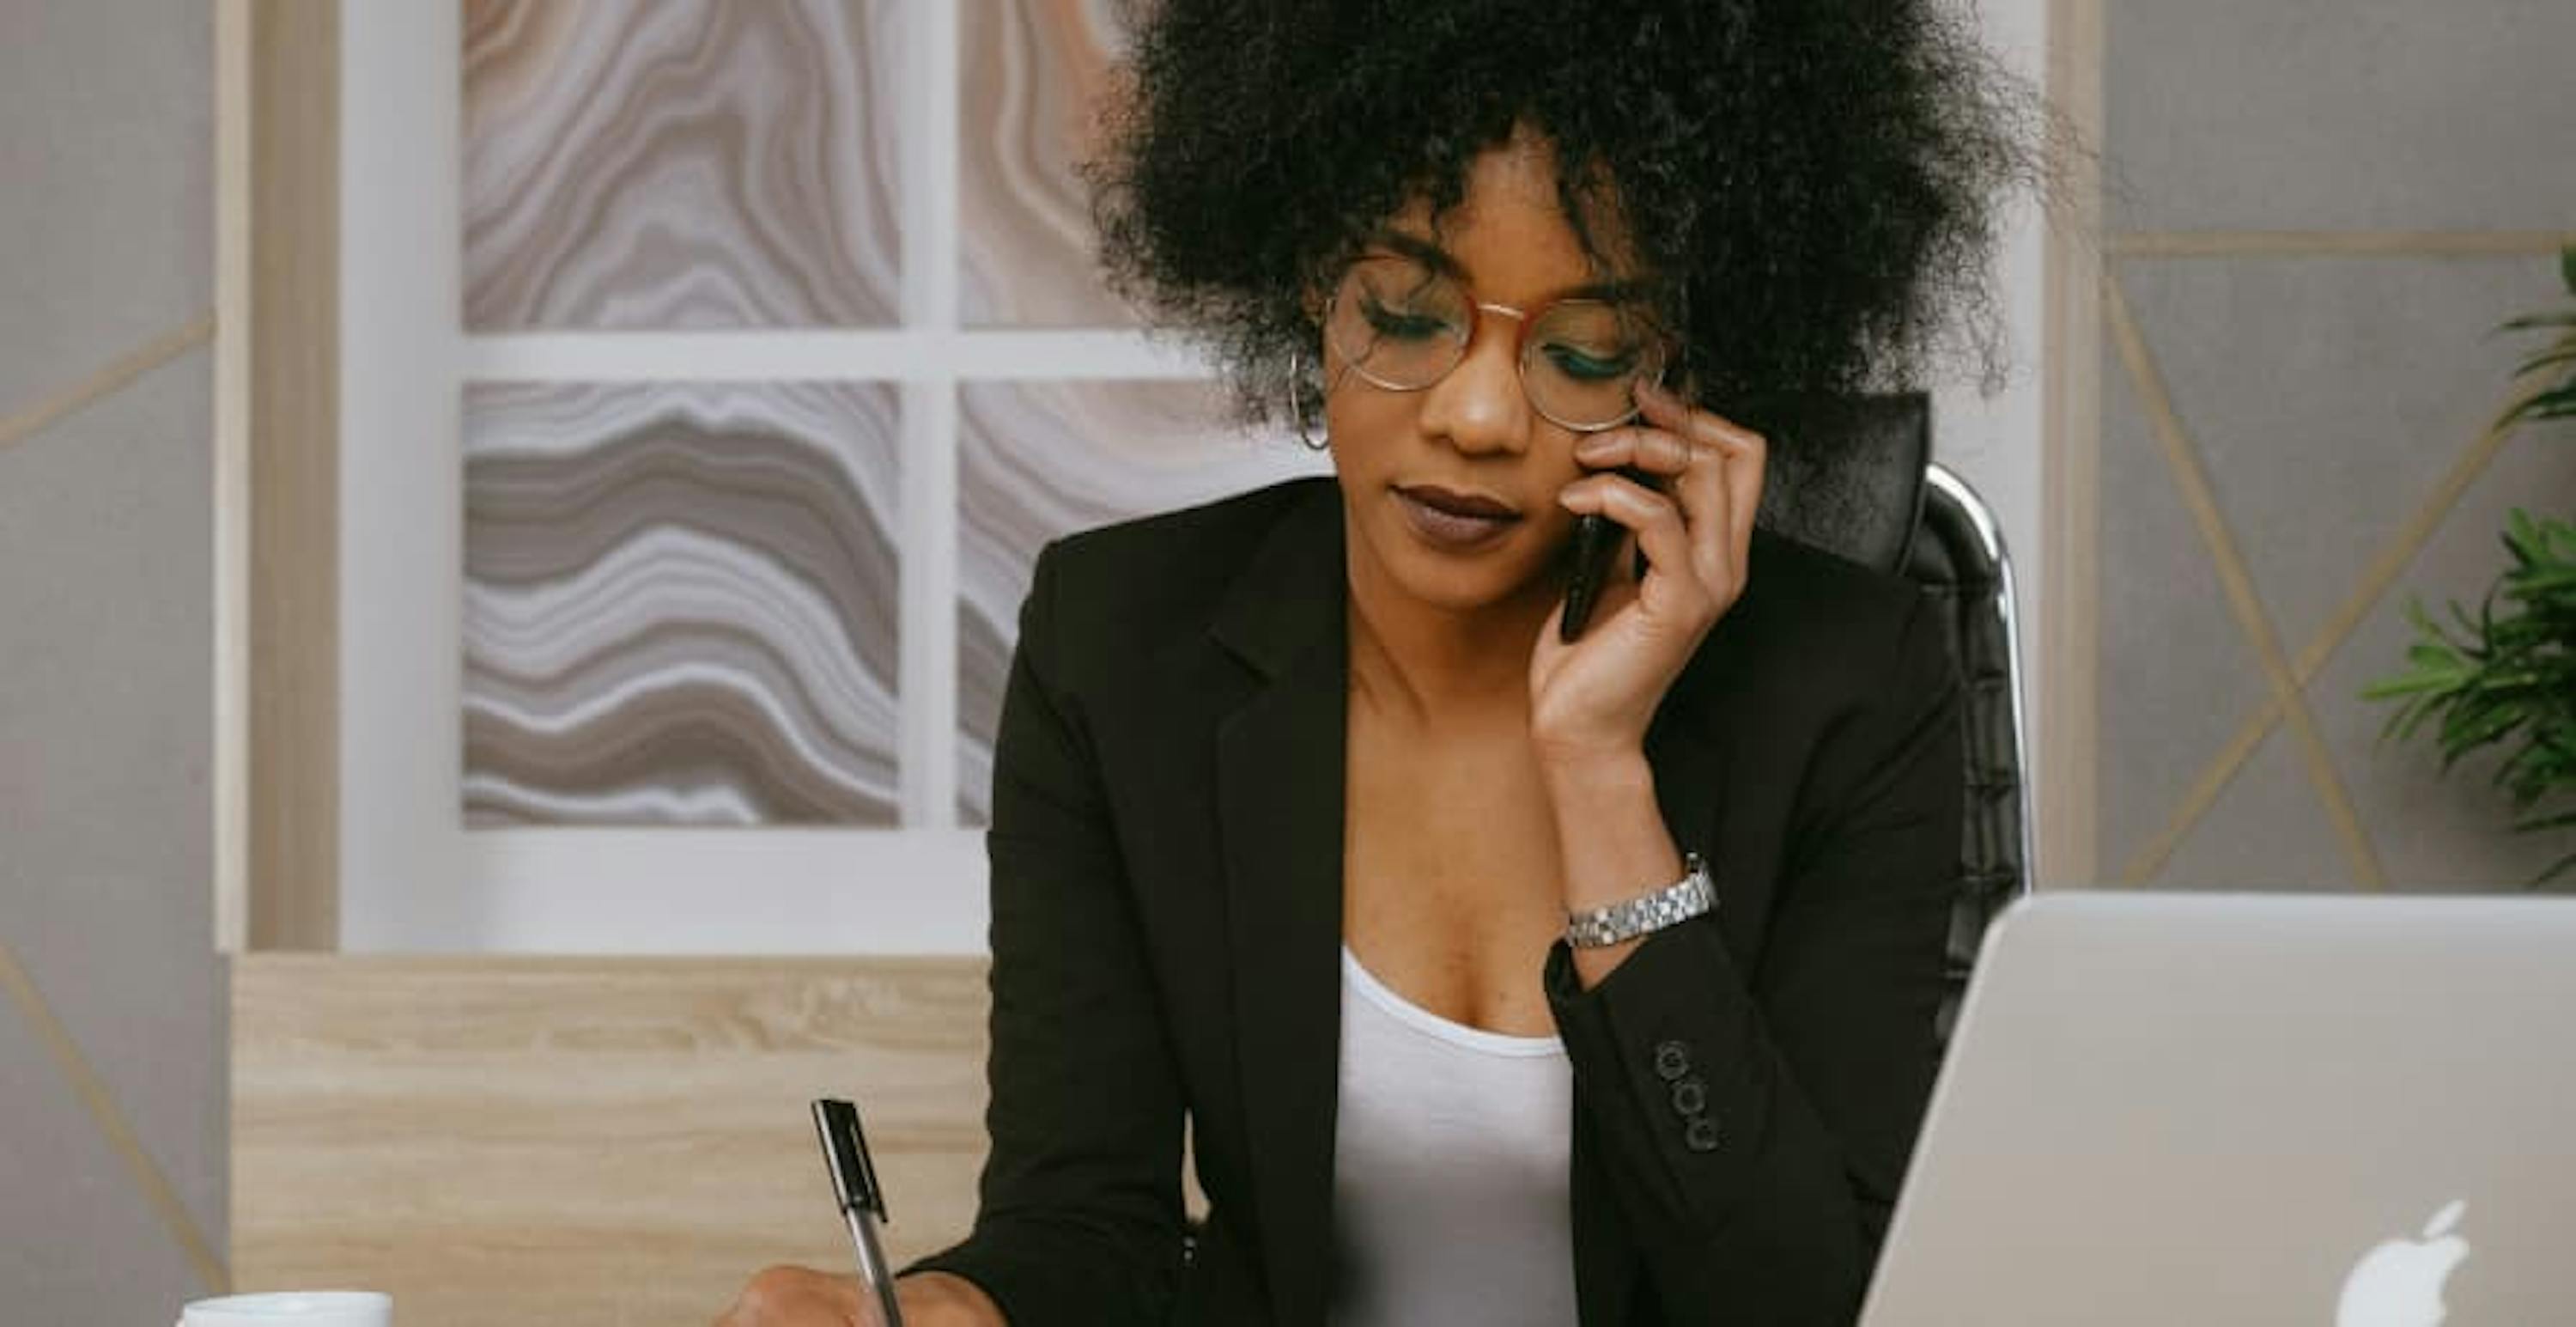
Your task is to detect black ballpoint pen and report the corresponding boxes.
[813,1097,906,1327]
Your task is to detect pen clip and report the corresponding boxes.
[811,1097,890,1224]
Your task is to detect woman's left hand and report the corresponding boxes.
[1528,381,1766,768]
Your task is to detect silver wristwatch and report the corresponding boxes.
[1563,852,1716,949]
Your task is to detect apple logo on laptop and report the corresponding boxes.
[2336,1199,2470,1327]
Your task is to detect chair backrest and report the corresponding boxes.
[1901,465,2034,1044]
[1751,394,2032,1048]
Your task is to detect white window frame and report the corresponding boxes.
[341,2,1218,953]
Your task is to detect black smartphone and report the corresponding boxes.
[1558,463,1659,642]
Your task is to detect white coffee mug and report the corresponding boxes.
[178,1290,392,1327]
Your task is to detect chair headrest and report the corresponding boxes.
[1741,392,1930,575]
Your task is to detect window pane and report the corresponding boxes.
[464,381,903,825]
[464,0,902,329]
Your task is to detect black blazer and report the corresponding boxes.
[906,475,1964,1326]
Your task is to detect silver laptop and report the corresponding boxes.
[1862,892,2576,1326]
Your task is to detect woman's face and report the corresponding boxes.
[1321,131,1654,622]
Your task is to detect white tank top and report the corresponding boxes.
[1330,946,1579,1327]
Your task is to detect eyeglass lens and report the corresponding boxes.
[1324,256,1662,429]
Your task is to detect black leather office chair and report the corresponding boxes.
[1751,394,2033,1048]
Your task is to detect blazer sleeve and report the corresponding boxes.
[1541,589,1964,1324]
[900,540,1188,1325]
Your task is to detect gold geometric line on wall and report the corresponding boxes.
[0,939,231,1294]
[2116,376,2554,886]
[0,313,216,453]
[2109,232,2576,259]
[2100,272,2391,890]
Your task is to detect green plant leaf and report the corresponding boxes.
[2512,344,2576,380]
[2562,244,2576,296]
[2505,507,2543,556]
[2408,640,2466,669]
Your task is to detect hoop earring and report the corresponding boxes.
[1288,349,1328,452]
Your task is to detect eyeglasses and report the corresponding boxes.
[1322,253,1671,433]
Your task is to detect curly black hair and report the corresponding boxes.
[1087,0,2044,428]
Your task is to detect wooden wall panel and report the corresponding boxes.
[220,0,340,950]
[233,955,990,1325]
[2040,0,2105,888]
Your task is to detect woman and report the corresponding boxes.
[723,2,2027,1323]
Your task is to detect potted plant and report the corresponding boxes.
[2364,247,2576,887]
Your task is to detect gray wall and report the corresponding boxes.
[2094,0,2576,888]
[0,1,228,1318]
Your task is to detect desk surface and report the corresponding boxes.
[233,954,991,1327]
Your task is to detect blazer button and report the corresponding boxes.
[1653,1040,1692,1082]
[1669,1076,1708,1117]
[1685,1115,1722,1154]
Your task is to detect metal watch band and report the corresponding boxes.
[1563,852,1716,949]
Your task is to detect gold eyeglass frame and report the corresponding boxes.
[1321,253,1675,434]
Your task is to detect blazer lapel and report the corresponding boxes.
[1210,482,1349,1327]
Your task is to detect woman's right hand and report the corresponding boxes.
[713,1266,1007,1327]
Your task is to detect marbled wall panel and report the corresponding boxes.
[955,380,1327,823]
[958,0,1136,326]
[463,0,902,329]
[464,382,902,826]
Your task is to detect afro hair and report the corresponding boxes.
[1086,0,2044,429]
